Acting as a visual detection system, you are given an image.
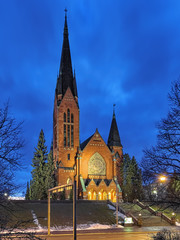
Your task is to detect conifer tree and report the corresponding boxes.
[131,156,143,201]
[123,154,143,202]
[45,142,56,194]
[31,129,48,200]
[122,153,132,201]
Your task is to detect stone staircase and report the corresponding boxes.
[108,200,172,227]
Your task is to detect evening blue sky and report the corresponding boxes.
[0,0,180,194]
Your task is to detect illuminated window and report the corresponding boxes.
[64,113,66,122]
[71,113,74,123]
[67,125,70,147]
[71,125,74,147]
[64,125,66,147]
[67,109,70,123]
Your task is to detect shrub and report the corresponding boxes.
[151,229,180,240]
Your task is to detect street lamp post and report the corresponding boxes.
[116,183,118,227]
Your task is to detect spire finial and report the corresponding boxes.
[64,8,67,16]
[113,104,116,118]
[63,8,68,36]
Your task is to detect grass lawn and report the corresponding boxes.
[0,201,116,229]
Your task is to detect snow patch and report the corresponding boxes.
[51,223,124,231]
[113,211,126,220]
[108,204,126,219]
[1,223,124,234]
[31,210,42,229]
[108,204,115,210]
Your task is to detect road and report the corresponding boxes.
[38,231,153,240]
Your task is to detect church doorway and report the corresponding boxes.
[88,190,97,200]
[98,190,103,200]
[112,190,116,202]
[103,191,108,200]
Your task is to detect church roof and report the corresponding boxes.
[80,134,93,150]
[107,110,122,147]
[83,179,113,187]
[56,12,78,98]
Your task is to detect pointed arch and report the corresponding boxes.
[67,109,70,123]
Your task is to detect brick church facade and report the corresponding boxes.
[53,13,123,201]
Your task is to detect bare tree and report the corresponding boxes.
[142,80,180,206]
[0,102,24,199]
[0,102,44,239]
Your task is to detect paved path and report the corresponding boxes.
[38,231,153,240]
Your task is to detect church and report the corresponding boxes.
[53,12,123,202]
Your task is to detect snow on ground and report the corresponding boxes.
[31,210,42,229]
[108,204,115,210]
[108,204,126,220]
[1,223,124,234]
[8,196,25,200]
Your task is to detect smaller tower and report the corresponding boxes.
[107,105,123,184]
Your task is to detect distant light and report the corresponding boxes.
[172,212,175,216]
[4,193,8,197]
[139,214,142,216]
[159,175,167,182]
[153,190,157,195]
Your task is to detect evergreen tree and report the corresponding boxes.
[123,154,143,202]
[45,142,56,194]
[31,129,48,200]
[122,153,132,201]
[25,181,30,200]
[131,156,143,201]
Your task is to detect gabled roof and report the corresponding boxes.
[56,12,78,99]
[93,179,102,186]
[80,134,93,150]
[107,111,122,148]
[82,179,114,188]
[104,179,112,186]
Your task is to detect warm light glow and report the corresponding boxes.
[159,175,167,182]
[172,212,175,216]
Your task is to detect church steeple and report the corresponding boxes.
[107,106,122,148]
[56,10,78,99]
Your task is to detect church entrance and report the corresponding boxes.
[107,190,116,202]
[88,190,97,200]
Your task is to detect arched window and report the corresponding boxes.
[64,113,66,122]
[71,125,74,147]
[67,125,70,147]
[64,125,66,147]
[71,113,74,123]
[67,109,70,123]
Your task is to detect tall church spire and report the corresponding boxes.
[107,106,122,148]
[56,10,78,99]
